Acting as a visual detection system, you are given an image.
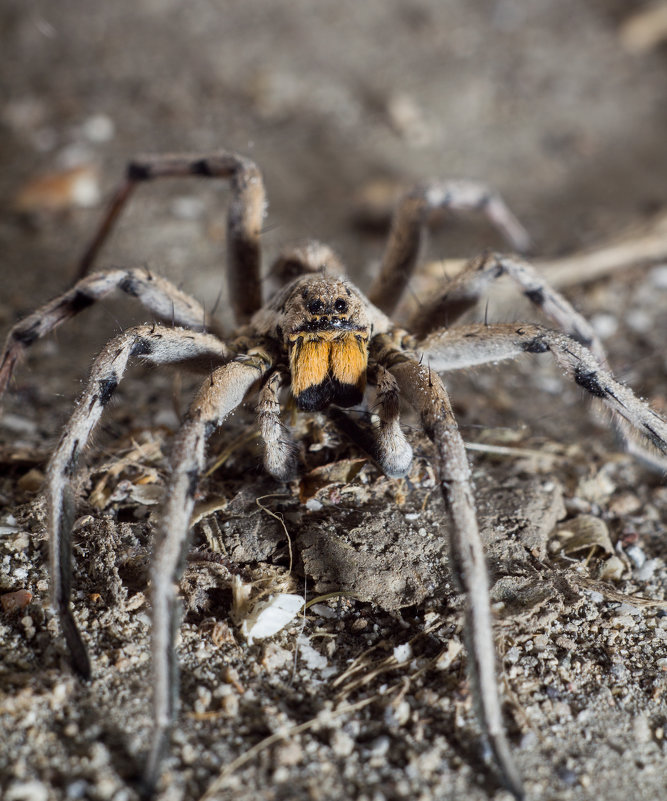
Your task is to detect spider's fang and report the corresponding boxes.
[289,331,368,411]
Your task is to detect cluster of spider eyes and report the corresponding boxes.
[306,297,349,315]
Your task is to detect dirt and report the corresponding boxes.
[1,2,667,801]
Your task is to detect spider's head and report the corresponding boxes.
[283,277,370,411]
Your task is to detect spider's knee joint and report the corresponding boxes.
[98,374,119,406]
[130,337,154,357]
[126,162,152,182]
[519,333,549,354]
[524,287,545,306]
[574,366,607,398]
[12,322,41,346]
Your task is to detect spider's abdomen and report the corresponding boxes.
[289,331,368,411]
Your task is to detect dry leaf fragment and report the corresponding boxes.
[14,164,100,213]
[553,515,614,557]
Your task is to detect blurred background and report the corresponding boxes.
[3,0,667,303]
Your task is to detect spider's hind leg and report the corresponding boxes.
[368,181,530,316]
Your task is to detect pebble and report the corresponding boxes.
[7,781,49,801]
[81,114,115,143]
[649,264,667,289]
[624,544,646,569]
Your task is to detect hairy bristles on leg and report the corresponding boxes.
[46,325,232,680]
[144,348,273,794]
[409,252,604,360]
[417,322,667,470]
[257,369,299,481]
[0,267,221,397]
[75,152,266,323]
[368,181,530,315]
[370,336,524,800]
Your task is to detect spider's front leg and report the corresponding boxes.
[409,251,605,361]
[45,325,232,677]
[74,151,266,323]
[417,322,667,471]
[371,334,524,801]
[144,345,274,794]
[0,267,219,396]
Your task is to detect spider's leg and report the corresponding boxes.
[74,151,265,323]
[328,363,413,478]
[368,181,530,315]
[371,334,524,800]
[144,345,273,794]
[46,325,232,678]
[409,252,605,360]
[258,368,299,481]
[418,322,667,471]
[0,267,223,397]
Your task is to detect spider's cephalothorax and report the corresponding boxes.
[2,150,666,801]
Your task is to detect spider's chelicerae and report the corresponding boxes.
[2,151,667,799]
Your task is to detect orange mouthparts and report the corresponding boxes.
[289,331,368,411]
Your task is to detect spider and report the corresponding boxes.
[2,150,666,800]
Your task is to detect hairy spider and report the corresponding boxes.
[2,151,666,799]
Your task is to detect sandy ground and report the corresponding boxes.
[1,2,667,801]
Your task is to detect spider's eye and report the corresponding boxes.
[307,299,325,314]
[334,298,348,314]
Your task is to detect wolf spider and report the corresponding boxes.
[2,151,666,799]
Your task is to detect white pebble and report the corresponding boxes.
[6,781,49,801]
[649,264,667,289]
[625,544,646,569]
[82,114,115,143]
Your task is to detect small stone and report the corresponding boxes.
[330,729,355,757]
[7,781,49,801]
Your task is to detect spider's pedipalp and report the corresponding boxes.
[0,267,220,396]
[327,362,413,478]
[258,368,299,481]
[410,252,604,360]
[46,325,231,678]
[75,151,266,323]
[144,347,273,793]
[368,181,530,315]
[418,322,667,470]
[368,363,413,477]
[371,335,524,800]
